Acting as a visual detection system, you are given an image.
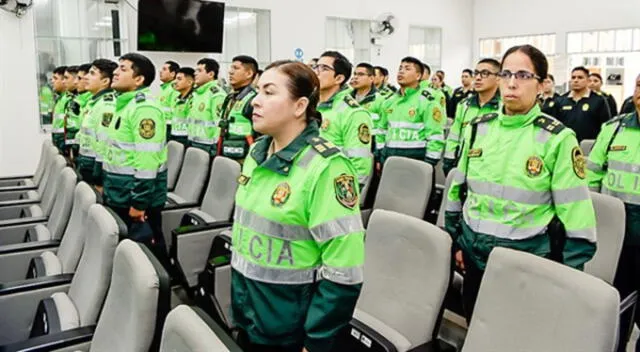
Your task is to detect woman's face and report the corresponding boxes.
[431,75,442,87]
[500,51,543,115]
[251,69,307,135]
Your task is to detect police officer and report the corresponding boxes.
[443,59,501,176]
[587,72,640,352]
[314,51,373,186]
[589,72,618,118]
[621,95,634,115]
[373,66,397,98]
[57,65,80,155]
[75,59,117,185]
[431,71,451,112]
[420,63,448,118]
[378,56,444,167]
[445,45,596,322]
[169,67,195,146]
[158,60,181,136]
[39,74,54,126]
[435,69,453,97]
[351,63,387,157]
[219,55,259,160]
[51,65,70,153]
[65,64,93,159]
[539,74,560,115]
[189,58,227,156]
[232,60,364,352]
[449,69,475,118]
[104,53,168,266]
[552,66,612,141]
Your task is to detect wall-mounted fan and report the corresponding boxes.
[370,12,397,45]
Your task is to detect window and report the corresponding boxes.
[218,7,271,68]
[325,17,371,64]
[408,26,442,70]
[479,34,556,59]
[567,28,640,54]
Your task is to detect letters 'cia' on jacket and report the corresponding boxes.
[103,88,167,210]
[318,86,373,185]
[231,122,364,351]
[445,105,597,270]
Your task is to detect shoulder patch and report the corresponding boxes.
[606,114,627,125]
[135,92,146,103]
[533,115,565,134]
[307,136,340,157]
[470,112,498,125]
[421,90,435,100]
[345,95,359,108]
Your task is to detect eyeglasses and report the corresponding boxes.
[473,70,498,78]
[497,70,541,81]
[312,64,335,73]
[353,72,372,77]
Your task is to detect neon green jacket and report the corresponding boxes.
[65,91,92,148]
[159,81,180,124]
[378,87,445,166]
[52,92,72,152]
[103,88,167,210]
[352,87,387,157]
[39,85,54,125]
[421,80,448,118]
[219,85,257,159]
[231,122,364,351]
[318,87,373,184]
[443,92,501,175]
[188,80,227,154]
[587,112,640,246]
[169,89,193,142]
[445,106,597,270]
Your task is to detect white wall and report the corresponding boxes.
[0,0,473,176]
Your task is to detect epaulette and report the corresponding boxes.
[103,93,115,102]
[606,113,628,125]
[470,112,498,125]
[135,92,146,103]
[307,136,340,157]
[533,115,566,134]
[594,91,603,96]
[210,85,220,95]
[421,90,435,101]
[344,95,359,108]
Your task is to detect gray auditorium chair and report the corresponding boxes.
[0,239,170,352]
[162,156,239,252]
[359,158,375,206]
[361,156,434,227]
[165,147,210,207]
[0,204,124,345]
[0,145,58,201]
[338,209,452,351]
[0,154,66,221]
[0,182,99,283]
[585,192,625,284]
[160,305,242,352]
[0,139,52,188]
[166,140,185,191]
[436,167,457,228]
[580,139,596,156]
[0,166,76,246]
[462,247,619,352]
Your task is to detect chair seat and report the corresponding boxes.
[51,292,81,332]
[40,251,63,276]
[353,308,412,352]
[167,192,188,205]
[188,209,218,223]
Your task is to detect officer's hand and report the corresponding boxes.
[375,162,382,175]
[455,250,465,273]
[129,207,146,222]
[94,185,103,194]
[302,348,309,352]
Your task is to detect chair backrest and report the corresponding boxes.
[68,205,124,326]
[39,155,67,216]
[57,182,99,273]
[201,157,240,221]
[160,305,241,352]
[91,240,170,352]
[374,157,433,219]
[354,210,452,349]
[172,147,210,203]
[33,140,53,185]
[436,168,457,227]
[580,139,596,156]
[45,167,77,240]
[359,159,375,206]
[166,141,185,190]
[585,192,625,284]
[36,146,59,194]
[463,247,620,352]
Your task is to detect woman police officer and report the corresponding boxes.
[444,45,597,322]
[231,60,365,352]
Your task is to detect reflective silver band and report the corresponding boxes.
[320,265,364,285]
[310,214,364,242]
[231,254,318,285]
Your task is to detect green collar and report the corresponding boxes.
[195,80,216,94]
[250,122,320,175]
[318,86,350,109]
[398,85,421,98]
[161,81,174,90]
[499,103,541,128]
[469,91,501,108]
[90,88,113,102]
[115,87,150,110]
[352,85,379,104]
[231,84,255,101]
[419,80,429,89]
[622,112,640,129]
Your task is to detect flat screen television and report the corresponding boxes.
[138,0,225,53]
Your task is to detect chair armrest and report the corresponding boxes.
[620,291,638,314]
[172,220,234,237]
[361,208,373,228]
[0,326,95,352]
[163,201,200,211]
[407,340,457,352]
[340,318,398,352]
[0,199,40,208]
[0,175,33,183]
[0,240,60,255]
[0,217,48,228]
[0,274,73,296]
[0,185,38,193]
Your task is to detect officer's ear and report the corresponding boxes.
[334,73,346,86]
[133,73,145,88]
[294,96,309,119]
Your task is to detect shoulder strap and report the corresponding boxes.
[533,115,565,134]
[307,136,340,158]
[344,94,359,108]
[606,113,626,125]
[470,112,498,125]
[135,92,146,103]
[421,90,434,101]
[603,118,625,171]
[210,85,220,95]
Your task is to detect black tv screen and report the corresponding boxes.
[138,0,225,53]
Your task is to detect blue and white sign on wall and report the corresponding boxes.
[294,48,304,61]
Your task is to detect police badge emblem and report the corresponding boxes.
[139,119,156,139]
[572,147,586,179]
[334,174,358,209]
[526,156,543,177]
[271,182,291,207]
